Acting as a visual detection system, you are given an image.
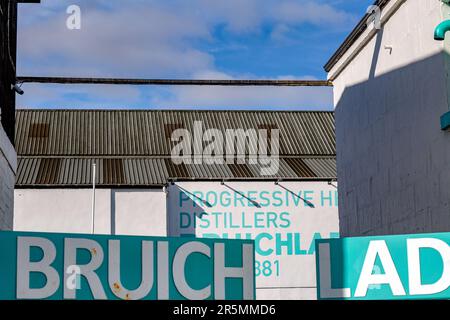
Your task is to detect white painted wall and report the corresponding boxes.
[0,124,16,231]
[14,188,167,236]
[14,181,338,300]
[113,189,167,236]
[329,0,450,236]
[167,181,339,300]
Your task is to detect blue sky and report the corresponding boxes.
[17,0,374,110]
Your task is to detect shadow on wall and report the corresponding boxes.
[166,182,318,238]
[167,183,265,238]
[335,51,450,238]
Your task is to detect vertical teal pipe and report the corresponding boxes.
[437,3,450,130]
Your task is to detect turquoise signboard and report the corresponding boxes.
[0,231,255,300]
[315,232,450,300]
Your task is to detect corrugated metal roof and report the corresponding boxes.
[16,157,337,187]
[16,110,336,156]
[15,109,337,186]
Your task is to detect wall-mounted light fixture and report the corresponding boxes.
[11,82,24,95]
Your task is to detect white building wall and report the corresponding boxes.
[330,0,450,236]
[0,124,16,231]
[14,188,167,236]
[113,189,167,236]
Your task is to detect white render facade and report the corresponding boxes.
[14,188,167,236]
[328,0,450,236]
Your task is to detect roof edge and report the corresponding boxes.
[15,177,338,188]
[15,108,335,114]
[324,0,391,73]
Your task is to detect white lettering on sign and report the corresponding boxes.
[214,243,254,300]
[108,240,154,300]
[173,241,211,300]
[17,237,60,299]
[15,236,254,300]
[157,241,170,300]
[319,238,450,299]
[354,240,405,297]
[63,238,106,299]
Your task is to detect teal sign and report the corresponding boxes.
[316,232,450,300]
[0,231,255,300]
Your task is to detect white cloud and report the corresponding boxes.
[18,1,214,77]
[274,1,355,28]
[150,85,333,110]
[169,0,355,34]
[18,0,355,76]
[148,72,332,110]
[17,79,333,111]
[16,0,351,110]
[17,83,143,109]
[270,24,293,43]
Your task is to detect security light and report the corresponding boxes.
[11,83,24,95]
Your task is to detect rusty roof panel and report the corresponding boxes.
[228,163,254,178]
[284,158,316,178]
[35,158,62,184]
[16,156,336,186]
[185,162,234,179]
[28,123,49,138]
[103,159,125,185]
[164,159,190,179]
[15,110,336,156]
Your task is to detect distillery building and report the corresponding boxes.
[13,108,338,299]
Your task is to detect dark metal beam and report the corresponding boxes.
[17,76,333,87]
[1,0,18,144]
